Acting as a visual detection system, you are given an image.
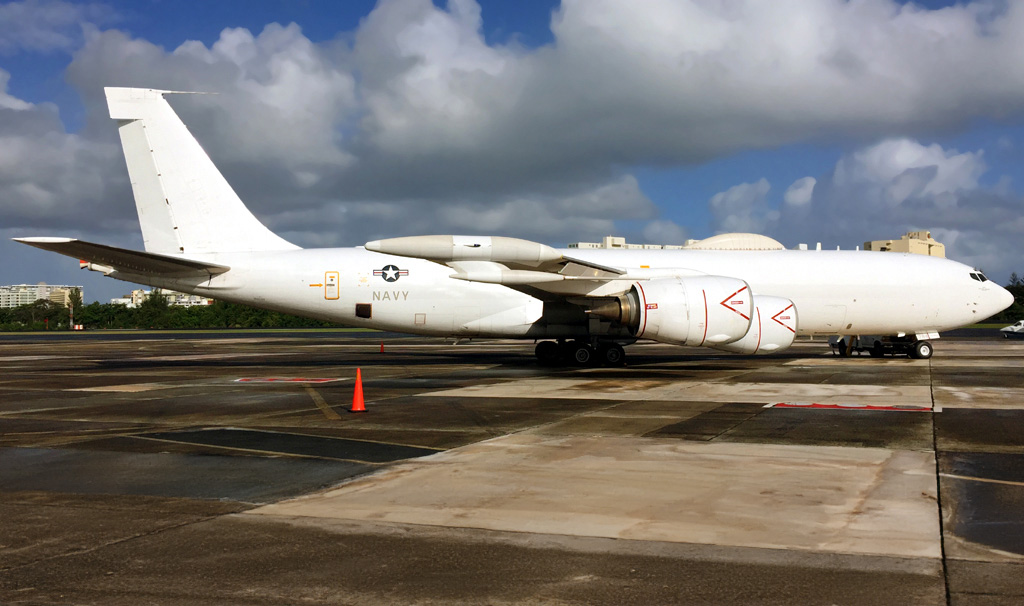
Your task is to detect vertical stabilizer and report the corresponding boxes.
[105,87,299,254]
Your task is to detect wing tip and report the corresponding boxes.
[14,237,76,244]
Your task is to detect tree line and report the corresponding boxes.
[1,278,1022,332]
[0,290,343,331]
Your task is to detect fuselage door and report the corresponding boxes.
[325,271,339,300]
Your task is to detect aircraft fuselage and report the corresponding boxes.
[118,246,1007,340]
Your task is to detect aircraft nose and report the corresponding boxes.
[990,283,1015,316]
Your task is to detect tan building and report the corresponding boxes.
[863,231,945,258]
[568,236,685,250]
[0,283,83,308]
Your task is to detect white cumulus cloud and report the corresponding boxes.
[709,137,1024,280]
[0,0,114,55]
[783,177,816,208]
[710,179,777,234]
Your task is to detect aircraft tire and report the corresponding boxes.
[599,343,626,366]
[836,338,849,357]
[535,341,561,366]
[911,340,933,360]
[570,342,595,366]
[869,341,885,358]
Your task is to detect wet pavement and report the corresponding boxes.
[0,332,1022,604]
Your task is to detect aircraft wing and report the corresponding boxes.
[15,238,230,278]
[365,235,630,297]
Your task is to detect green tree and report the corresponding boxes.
[67,288,83,328]
[11,299,66,329]
[2,295,348,332]
[136,289,171,328]
[990,275,1024,323]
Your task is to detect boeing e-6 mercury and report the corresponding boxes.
[16,88,1014,364]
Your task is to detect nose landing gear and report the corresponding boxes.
[911,340,933,359]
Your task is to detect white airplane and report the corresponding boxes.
[16,88,1015,365]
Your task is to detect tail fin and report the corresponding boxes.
[105,87,299,255]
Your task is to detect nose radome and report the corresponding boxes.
[992,284,1015,315]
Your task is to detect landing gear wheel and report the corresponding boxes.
[535,341,561,366]
[836,338,849,357]
[911,340,933,360]
[869,341,885,358]
[570,342,595,366]
[599,343,626,367]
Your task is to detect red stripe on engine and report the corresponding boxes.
[755,308,762,353]
[636,283,648,337]
[700,289,708,346]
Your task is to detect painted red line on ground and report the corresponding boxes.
[772,402,931,412]
[236,378,340,383]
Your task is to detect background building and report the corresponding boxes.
[569,233,786,251]
[110,289,213,308]
[568,236,685,250]
[863,231,946,257]
[0,283,83,308]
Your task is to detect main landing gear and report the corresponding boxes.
[535,340,627,367]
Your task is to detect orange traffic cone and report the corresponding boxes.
[350,368,366,413]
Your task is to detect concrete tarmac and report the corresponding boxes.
[1,332,1022,604]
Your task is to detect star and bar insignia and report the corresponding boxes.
[374,264,409,282]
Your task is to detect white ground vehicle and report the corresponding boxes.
[1002,321,1024,339]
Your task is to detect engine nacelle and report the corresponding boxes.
[590,276,753,346]
[712,295,798,354]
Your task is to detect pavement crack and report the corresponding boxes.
[0,513,226,575]
[929,356,952,606]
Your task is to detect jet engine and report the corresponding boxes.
[711,295,798,354]
[589,276,753,346]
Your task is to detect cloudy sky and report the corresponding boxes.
[2,0,1023,303]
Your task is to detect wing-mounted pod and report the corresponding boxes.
[588,276,753,346]
[365,235,562,267]
[712,295,798,354]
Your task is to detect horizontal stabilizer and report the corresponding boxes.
[15,237,230,277]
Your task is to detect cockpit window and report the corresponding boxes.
[970,271,990,282]
[970,272,981,281]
